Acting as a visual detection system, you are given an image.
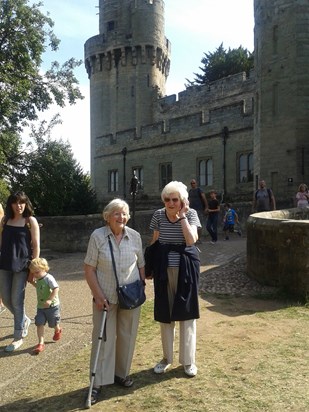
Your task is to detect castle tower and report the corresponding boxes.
[85,0,170,201]
[254,0,309,201]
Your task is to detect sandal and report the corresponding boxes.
[114,375,134,388]
[33,343,45,354]
[89,386,101,405]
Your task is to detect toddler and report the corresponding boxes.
[29,257,62,354]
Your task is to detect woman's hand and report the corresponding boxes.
[94,295,110,311]
[179,199,189,218]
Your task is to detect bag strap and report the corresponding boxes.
[108,235,120,289]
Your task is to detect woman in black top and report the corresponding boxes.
[0,192,40,352]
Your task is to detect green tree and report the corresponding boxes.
[0,0,83,176]
[186,43,254,86]
[12,119,98,216]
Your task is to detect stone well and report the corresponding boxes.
[247,207,309,299]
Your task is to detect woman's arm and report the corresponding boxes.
[179,201,198,245]
[84,263,109,310]
[29,216,40,258]
[151,230,159,244]
[139,266,146,282]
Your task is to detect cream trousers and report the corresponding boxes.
[90,302,141,386]
[159,267,196,365]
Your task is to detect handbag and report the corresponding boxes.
[108,236,146,310]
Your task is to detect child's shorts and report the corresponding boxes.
[223,223,235,233]
[35,305,61,328]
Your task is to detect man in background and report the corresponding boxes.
[252,180,276,212]
[188,179,208,242]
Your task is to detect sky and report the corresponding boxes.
[36,0,254,173]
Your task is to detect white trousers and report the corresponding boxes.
[90,302,141,386]
[159,267,196,366]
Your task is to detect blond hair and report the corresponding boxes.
[29,257,50,272]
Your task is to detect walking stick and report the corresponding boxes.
[85,309,107,409]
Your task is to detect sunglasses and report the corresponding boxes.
[164,197,179,203]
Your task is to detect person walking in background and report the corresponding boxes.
[84,199,145,406]
[206,190,220,244]
[223,203,242,240]
[252,179,276,212]
[0,191,40,352]
[147,181,200,378]
[295,183,309,208]
[28,257,62,354]
[188,179,208,242]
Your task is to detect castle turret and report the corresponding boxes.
[254,0,309,201]
[85,0,170,200]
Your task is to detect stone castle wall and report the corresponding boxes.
[86,0,308,208]
[94,71,255,203]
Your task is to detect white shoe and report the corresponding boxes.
[184,364,197,377]
[22,316,31,338]
[154,359,171,374]
[5,339,23,352]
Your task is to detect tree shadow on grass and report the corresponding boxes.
[0,367,187,411]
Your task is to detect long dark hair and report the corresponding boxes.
[5,191,34,219]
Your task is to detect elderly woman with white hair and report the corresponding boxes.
[84,198,145,405]
[147,181,201,378]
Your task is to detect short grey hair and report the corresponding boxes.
[161,181,188,203]
[102,198,131,222]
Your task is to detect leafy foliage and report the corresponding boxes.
[0,0,83,178]
[12,119,98,216]
[186,43,254,86]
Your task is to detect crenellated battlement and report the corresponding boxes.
[85,40,170,78]
[155,70,255,119]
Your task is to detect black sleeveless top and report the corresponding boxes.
[0,221,32,272]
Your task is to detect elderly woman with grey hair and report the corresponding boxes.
[84,198,145,405]
[146,181,201,378]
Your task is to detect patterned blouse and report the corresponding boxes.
[84,225,145,304]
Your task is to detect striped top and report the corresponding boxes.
[149,208,201,267]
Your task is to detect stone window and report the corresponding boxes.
[238,153,253,183]
[132,167,144,190]
[273,25,278,55]
[272,83,279,116]
[160,163,172,189]
[108,170,118,192]
[107,21,115,31]
[199,159,213,186]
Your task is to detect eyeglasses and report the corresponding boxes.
[191,182,196,185]
[164,197,179,203]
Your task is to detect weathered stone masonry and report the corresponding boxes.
[85,0,309,208]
